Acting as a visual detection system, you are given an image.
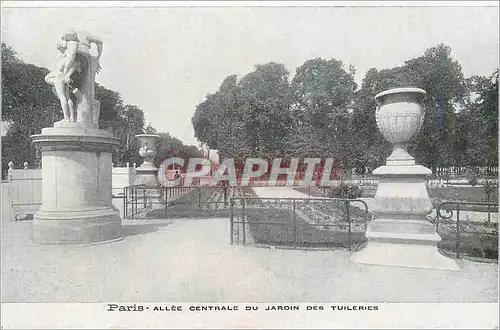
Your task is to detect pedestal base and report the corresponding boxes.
[351,163,459,271]
[31,124,122,244]
[33,207,121,244]
[351,242,460,271]
[133,167,165,205]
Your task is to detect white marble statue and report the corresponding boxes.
[45,30,103,126]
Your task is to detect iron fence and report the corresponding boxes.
[121,184,195,219]
[435,201,498,259]
[121,185,254,219]
[122,184,149,219]
[229,197,371,250]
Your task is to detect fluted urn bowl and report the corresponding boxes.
[135,134,160,167]
[375,88,426,144]
[139,148,155,159]
[135,134,160,152]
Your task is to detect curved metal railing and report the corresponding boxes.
[229,197,371,250]
[435,201,498,258]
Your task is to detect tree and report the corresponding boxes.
[144,123,157,134]
[457,75,489,167]
[238,62,292,158]
[193,64,293,160]
[192,75,245,156]
[287,58,357,168]
[481,70,499,168]
[111,104,146,166]
[403,44,466,170]
[351,68,393,172]
[1,43,61,176]
[96,84,124,131]
[192,64,293,177]
[464,70,499,168]
[154,132,203,168]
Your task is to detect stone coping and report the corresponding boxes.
[31,127,119,146]
[373,165,432,176]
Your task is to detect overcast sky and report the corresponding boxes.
[1,2,498,145]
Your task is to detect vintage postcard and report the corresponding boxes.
[1,1,498,328]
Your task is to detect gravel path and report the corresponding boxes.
[2,216,497,303]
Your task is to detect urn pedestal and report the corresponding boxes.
[31,122,122,244]
[133,134,164,205]
[351,88,459,270]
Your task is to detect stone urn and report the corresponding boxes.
[133,134,164,205]
[136,134,160,170]
[133,134,160,186]
[375,87,426,166]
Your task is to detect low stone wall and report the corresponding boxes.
[1,181,10,221]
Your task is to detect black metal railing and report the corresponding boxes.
[122,184,150,219]
[435,201,498,259]
[163,185,230,218]
[121,185,256,219]
[229,197,371,250]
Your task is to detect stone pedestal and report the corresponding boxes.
[134,163,160,188]
[31,122,122,244]
[133,166,165,206]
[351,165,459,270]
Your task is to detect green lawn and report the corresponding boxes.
[429,186,498,205]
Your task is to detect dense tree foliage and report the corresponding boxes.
[193,64,293,160]
[2,43,60,173]
[192,43,498,174]
[287,58,357,168]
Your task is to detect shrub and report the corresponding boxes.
[484,179,498,202]
[441,171,451,185]
[315,182,330,196]
[327,184,363,199]
[467,168,478,187]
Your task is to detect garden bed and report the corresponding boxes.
[241,207,366,249]
[295,200,369,232]
[245,193,497,258]
[436,219,498,259]
[234,195,369,249]
[430,186,498,207]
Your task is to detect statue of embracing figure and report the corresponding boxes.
[45,30,103,127]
